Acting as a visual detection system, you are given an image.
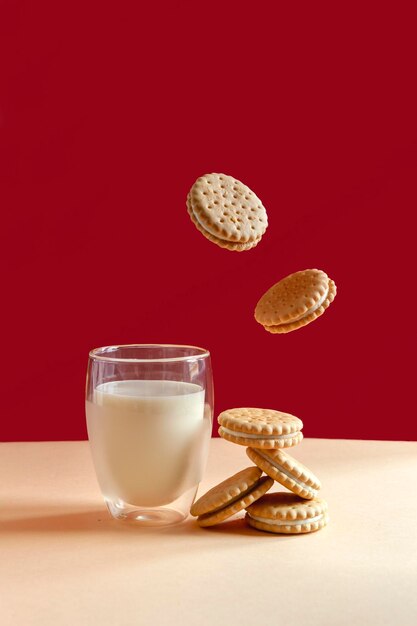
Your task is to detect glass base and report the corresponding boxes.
[106,499,185,526]
[104,485,198,526]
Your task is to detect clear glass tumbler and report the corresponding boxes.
[85,344,213,526]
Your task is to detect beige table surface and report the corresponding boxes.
[1,438,417,626]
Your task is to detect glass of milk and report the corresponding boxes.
[85,344,213,526]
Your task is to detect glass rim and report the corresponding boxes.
[88,344,210,364]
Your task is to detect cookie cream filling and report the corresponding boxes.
[247,512,324,526]
[286,284,329,324]
[221,427,300,440]
[255,450,318,496]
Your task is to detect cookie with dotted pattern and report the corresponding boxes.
[187,173,268,251]
[246,447,321,499]
[255,269,337,334]
[190,466,273,527]
[246,492,328,534]
[218,408,303,449]
[186,194,260,251]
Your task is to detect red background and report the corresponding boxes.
[1,1,416,442]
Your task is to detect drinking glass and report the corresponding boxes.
[85,344,213,526]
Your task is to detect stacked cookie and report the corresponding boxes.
[191,407,328,534]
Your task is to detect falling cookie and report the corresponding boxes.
[190,466,273,527]
[255,269,337,334]
[246,447,321,499]
[246,492,328,534]
[218,407,303,449]
[187,173,268,251]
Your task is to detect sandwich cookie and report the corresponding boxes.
[246,447,321,499]
[187,173,268,251]
[246,492,328,534]
[255,269,337,334]
[218,408,303,449]
[190,466,273,527]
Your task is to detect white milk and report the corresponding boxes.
[86,380,206,507]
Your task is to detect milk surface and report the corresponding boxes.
[86,380,206,507]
